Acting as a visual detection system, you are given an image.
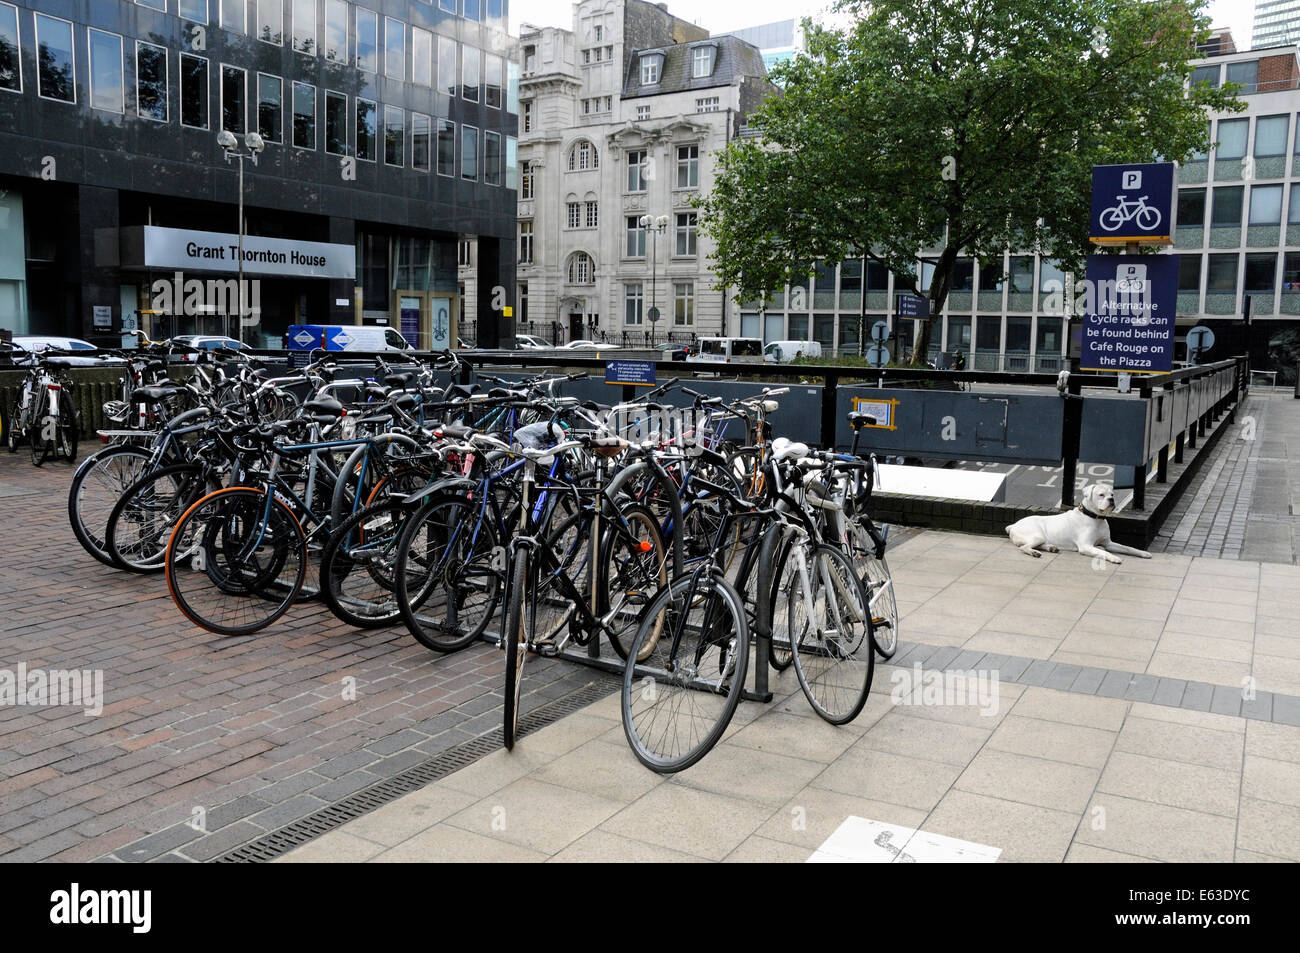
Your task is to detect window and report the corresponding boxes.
[464,0,480,19]
[439,37,457,95]
[521,160,534,198]
[582,49,590,65]
[1290,183,1300,224]
[220,0,245,33]
[692,46,715,78]
[385,18,404,80]
[461,124,478,179]
[567,252,594,284]
[1226,59,1258,93]
[640,53,661,85]
[1285,252,1300,291]
[519,221,533,263]
[626,217,646,257]
[437,119,455,175]
[355,98,375,160]
[523,102,534,132]
[440,0,456,12]
[1216,118,1247,159]
[696,97,719,113]
[180,0,208,22]
[519,280,529,322]
[1191,120,1211,162]
[292,0,316,52]
[1178,187,1206,227]
[462,46,480,101]
[221,64,246,132]
[0,2,18,92]
[136,42,168,122]
[88,30,124,113]
[325,90,347,154]
[384,105,404,165]
[257,73,281,142]
[291,82,315,148]
[626,150,647,192]
[523,44,536,74]
[180,54,208,127]
[568,141,598,170]
[356,8,377,72]
[978,259,1005,292]
[1250,184,1283,225]
[137,0,166,10]
[950,258,975,291]
[636,105,650,121]
[585,200,598,227]
[1248,116,1287,162]
[625,283,644,324]
[413,28,432,86]
[258,0,282,44]
[1211,186,1243,227]
[1177,254,1201,293]
[485,131,501,185]
[1245,253,1276,293]
[671,146,698,190]
[674,283,694,325]
[325,0,347,61]
[594,24,604,42]
[1190,64,1218,88]
[567,202,581,228]
[506,135,518,189]
[412,112,431,171]
[35,13,75,103]
[478,52,500,108]
[1206,253,1238,293]
[675,213,697,256]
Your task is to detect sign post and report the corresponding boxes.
[1089,163,1177,245]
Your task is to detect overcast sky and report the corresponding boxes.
[512,0,1257,49]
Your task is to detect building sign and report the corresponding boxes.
[605,360,657,386]
[1089,162,1176,245]
[850,396,899,430]
[897,294,930,320]
[141,227,356,279]
[1079,254,1177,373]
[92,305,112,328]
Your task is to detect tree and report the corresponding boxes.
[698,0,1242,365]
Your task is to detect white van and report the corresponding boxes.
[286,325,413,353]
[763,340,823,363]
[686,337,764,364]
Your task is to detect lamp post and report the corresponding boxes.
[217,130,265,344]
[639,214,669,346]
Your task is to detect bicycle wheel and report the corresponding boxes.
[57,396,78,463]
[788,543,874,725]
[395,491,503,652]
[29,391,49,467]
[846,520,898,659]
[503,547,528,751]
[5,401,17,452]
[165,487,308,636]
[601,502,668,662]
[68,446,153,566]
[106,464,208,573]
[766,535,796,671]
[621,571,749,774]
[320,499,416,628]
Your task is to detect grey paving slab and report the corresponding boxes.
[1240,692,1274,722]
[996,656,1034,682]
[1181,681,1215,712]
[1044,664,1083,691]
[1153,678,1188,708]
[1018,660,1056,687]
[1122,674,1159,703]
[1097,669,1133,699]
[1273,694,1300,727]
[1070,667,1107,695]
[949,649,988,671]
[1210,684,1242,717]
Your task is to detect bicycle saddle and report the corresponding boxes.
[134,385,183,403]
[302,398,344,420]
[384,372,417,388]
[847,412,877,429]
[771,437,810,461]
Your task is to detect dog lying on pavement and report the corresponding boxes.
[1005,484,1152,563]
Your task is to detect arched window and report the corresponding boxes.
[567,140,599,171]
[567,252,595,284]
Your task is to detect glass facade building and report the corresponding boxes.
[0,0,517,348]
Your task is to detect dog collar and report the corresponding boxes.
[1077,504,1106,520]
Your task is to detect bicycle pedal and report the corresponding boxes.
[535,641,560,658]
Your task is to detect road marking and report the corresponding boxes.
[807,815,1001,863]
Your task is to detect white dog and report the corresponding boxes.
[1005,484,1152,563]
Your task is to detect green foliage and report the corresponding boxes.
[698,0,1243,364]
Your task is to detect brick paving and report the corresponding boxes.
[1152,392,1299,564]
[0,450,597,862]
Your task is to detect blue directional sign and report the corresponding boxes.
[1079,255,1178,374]
[897,294,930,320]
[287,325,323,351]
[605,360,657,387]
[1090,162,1176,244]
[1186,325,1215,362]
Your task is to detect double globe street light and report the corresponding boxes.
[639,214,669,346]
[217,130,265,344]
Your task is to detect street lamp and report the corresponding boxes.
[639,213,670,346]
[218,130,265,344]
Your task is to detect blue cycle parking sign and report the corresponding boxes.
[1079,255,1178,374]
[1089,162,1176,244]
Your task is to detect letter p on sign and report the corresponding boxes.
[1122,170,1142,190]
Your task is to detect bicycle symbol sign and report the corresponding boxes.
[1098,195,1161,233]
[1089,162,1175,244]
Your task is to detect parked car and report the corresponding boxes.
[5,336,122,367]
[565,340,620,350]
[656,342,690,361]
[687,337,764,364]
[763,340,823,363]
[168,335,253,361]
[516,334,550,349]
